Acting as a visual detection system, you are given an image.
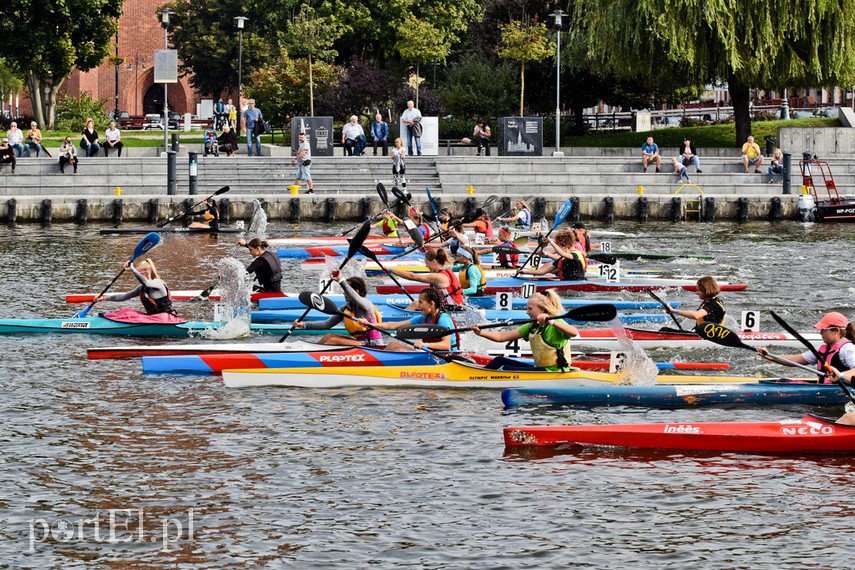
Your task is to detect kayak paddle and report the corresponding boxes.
[396,303,618,340]
[156,186,229,227]
[338,183,389,236]
[693,321,827,378]
[297,292,455,362]
[769,310,855,404]
[358,245,415,302]
[75,232,162,318]
[279,219,372,341]
[588,252,618,265]
[647,289,686,331]
[491,244,522,255]
[513,199,573,277]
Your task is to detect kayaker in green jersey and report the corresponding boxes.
[473,289,579,371]
[97,259,176,315]
[663,275,725,325]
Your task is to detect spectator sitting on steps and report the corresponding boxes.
[678,136,701,173]
[671,156,691,183]
[473,120,491,156]
[767,148,784,183]
[59,136,78,174]
[641,136,661,173]
[103,121,123,157]
[342,115,365,156]
[217,124,238,156]
[0,138,17,172]
[741,134,764,173]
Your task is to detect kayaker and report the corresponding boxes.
[377,211,399,238]
[824,367,855,425]
[757,311,855,384]
[473,289,579,371]
[293,271,384,346]
[391,248,465,307]
[496,198,532,230]
[520,228,587,281]
[462,208,495,242]
[452,246,486,297]
[572,221,592,252]
[663,275,725,325]
[96,259,176,315]
[238,237,282,292]
[364,287,458,352]
[188,198,220,231]
[426,220,469,255]
[476,226,519,268]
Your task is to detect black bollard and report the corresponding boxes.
[112,199,123,225]
[570,197,580,222]
[75,199,88,224]
[737,197,749,222]
[603,197,614,224]
[6,198,16,224]
[769,197,783,221]
[289,197,301,222]
[499,196,511,215]
[360,197,372,221]
[147,198,159,225]
[171,133,180,152]
[218,198,230,224]
[167,150,177,195]
[782,152,792,195]
[532,197,546,221]
[464,197,477,220]
[41,199,52,225]
[670,196,682,223]
[188,151,198,195]
[324,197,336,223]
[637,196,648,222]
[703,197,715,222]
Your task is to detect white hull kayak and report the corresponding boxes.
[87,340,337,359]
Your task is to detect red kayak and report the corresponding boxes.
[504,414,855,453]
[67,290,289,303]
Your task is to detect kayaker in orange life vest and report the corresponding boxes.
[187,198,219,230]
[361,288,459,352]
[473,289,579,371]
[475,226,519,268]
[292,270,384,346]
[758,311,855,385]
[390,248,464,309]
[462,208,494,241]
[519,228,588,281]
[96,259,176,315]
[663,275,726,325]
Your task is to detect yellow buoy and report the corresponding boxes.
[636,185,644,195]
[113,186,123,196]
[289,185,300,195]
[467,185,475,195]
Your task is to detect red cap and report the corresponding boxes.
[814,311,849,330]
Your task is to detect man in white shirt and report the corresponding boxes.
[103,121,123,157]
[292,131,314,193]
[341,115,364,156]
[6,122,24,157]
[401,100,422,156]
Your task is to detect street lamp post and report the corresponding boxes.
[549,8,567,158]
[160,7,174,151]
[128,55,147,116]
[114,32,120,120]
[780,87,790,120]
[234,16,248,136]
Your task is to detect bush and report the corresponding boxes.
[753,111,777,122]
[55,93,110,131]
[679,116,708,127]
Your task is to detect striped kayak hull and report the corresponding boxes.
[257,295,678,312]
[222,360,765,389]
[98,226,243,234]
[277,244,407,258]
[573,327,822,350]
[143,347,441,374]
[503,414,855,453]
[88,340,340,360]
[376,277,748,294]
[502,380,844,408]
[66,290,290,304]
[250,307,670,325]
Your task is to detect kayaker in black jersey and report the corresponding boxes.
[519,228,587,281]
[663,275,725,325]
[97,259,176,315]
[238,237,282,292]
[188,198,220,230]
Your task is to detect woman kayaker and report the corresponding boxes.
[476,226,519,268]
[824,367,855,425]
[520,228,588,281]
[497,198,532,230]
[427,220,469,255]
[377,211,399,238]
[238,237,282,292]
[293,271,384,347]
[390,248,464,308]
[757,311,855,384]
[97,259,176,315]
[462,208,494,242]
[188,198,220,230]
[473,289,578,371]
[663,275,725,325]
[452,246,486,297]
[363,288,458,352]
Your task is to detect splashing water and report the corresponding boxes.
[244,199,269,241]
[604,318,660,385]
[198,258,251,339]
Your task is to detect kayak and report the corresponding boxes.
[221,360,767,389]
[142,346,442,374]
[502,379,844,408]
[269,234,405,246]
[66,290,289,303]
[88,340,341,359]
[277,244,407,259]
[608,251,715,260]
[376,276,748,295]
[503,414,855,453]
[250,306,670,325]
[572,327,822,350]
[256,295,678,312]
[99,226,243,234]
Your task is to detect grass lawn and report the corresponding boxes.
[563,117,840,147]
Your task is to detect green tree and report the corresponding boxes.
[395,17,451,108]
[246,55,337,124]
[283,5,342,116]
[0,0,122,128]
[569,0,855,144]
[497,19,554,116]
[0,61,24,110]
[440,54,517,120]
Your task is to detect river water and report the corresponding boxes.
[1,221,855,568]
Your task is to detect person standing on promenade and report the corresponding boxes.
[244,99,263,156]
[401,100,422,156]
[292,131,314,194]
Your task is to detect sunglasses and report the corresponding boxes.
[820,326,842,333]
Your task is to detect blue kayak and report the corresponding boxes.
[501,380,846,409]
[251,307,669,325]
[278,244,408,259]
[258,295,681,312]
[142,346,441,375]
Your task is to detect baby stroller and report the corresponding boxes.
[203,129,219,157]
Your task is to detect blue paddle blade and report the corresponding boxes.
[552,199,574,230]
[426,187,439,216]
[132,232,162,261]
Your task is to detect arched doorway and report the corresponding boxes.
[143,85,175,115]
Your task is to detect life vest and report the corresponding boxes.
[259,251,282,292]
[437,268,465,305]
[342,304,383,342]
[379,218,398,237]
[475,219,494,241]
[458,263,486,296]
[422,313,460,351]
[517,208,531,229]
[556,250,587,281]
[817,338,852,381]
[527,322,572,370]
[497,240,519,268]
[419,223,431,242]
[140,286,176,315]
